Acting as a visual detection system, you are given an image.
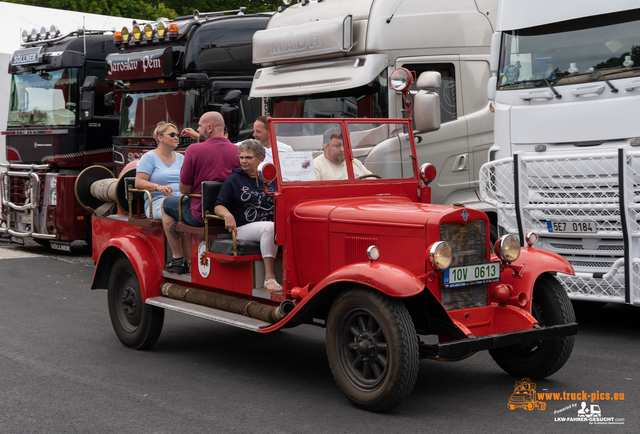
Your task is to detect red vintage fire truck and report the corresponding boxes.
[79,69,577,412]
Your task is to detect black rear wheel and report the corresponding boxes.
[108,256,164,349]
[490,274,575,379]
[326,288,419,412]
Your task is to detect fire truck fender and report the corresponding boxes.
[259,261,425,333]
[91,234,163,300]
[489,247,574,311]
[313,262,424,298]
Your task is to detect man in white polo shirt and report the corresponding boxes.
[314,127,371,180]
[253,115,293,164]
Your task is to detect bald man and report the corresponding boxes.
[162,111,240,273]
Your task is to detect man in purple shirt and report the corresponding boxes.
[162,111,240,273]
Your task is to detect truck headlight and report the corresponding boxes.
[48,175,58,206]
[496,234,520,262]
[429,241,452,270]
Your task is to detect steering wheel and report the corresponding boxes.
[358,174,382,179]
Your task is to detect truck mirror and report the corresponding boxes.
[257,162,277,184]
[122,95,134,109]
[220,105,240,138]
[414,91,440,134]
[82,75,98,90]
[223,89,242,104]
[104,91,116,107]
[416,71,441,90]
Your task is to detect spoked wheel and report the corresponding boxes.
[489,274,575,379]
[108,256,164,349]
[326,288,418,412]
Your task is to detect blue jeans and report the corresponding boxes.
[162,196,204,227]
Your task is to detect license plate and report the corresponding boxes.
[547,221,597,233]
[10,236,25,245]
[50,242,71,252]
[19,214,32,224]
[443,261,500,288]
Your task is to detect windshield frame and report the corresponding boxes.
[267,71,389,120]
[118,87,206,138]
[498,8,640,90]
[267,117,419,191]
[7,67,79,128]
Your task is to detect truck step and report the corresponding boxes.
[145,296,270,331]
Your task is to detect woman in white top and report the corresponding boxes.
[135,122,184,218]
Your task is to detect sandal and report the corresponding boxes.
[263,279,282,292]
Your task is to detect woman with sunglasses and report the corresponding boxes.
[214,140,281,292]
[135,122,185,219]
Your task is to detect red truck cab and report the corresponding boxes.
[83,70,577,412]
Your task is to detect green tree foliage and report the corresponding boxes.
[3,0,280,20]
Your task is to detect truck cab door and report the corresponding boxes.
[396,57,470,206]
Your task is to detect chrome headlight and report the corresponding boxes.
[429,241,452,270]
[48,175,58,206]
[496,234,520,262]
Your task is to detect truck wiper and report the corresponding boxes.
[33,120,53,129]
[594,71,618,93]
[500,78,561,98]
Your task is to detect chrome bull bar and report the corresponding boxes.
[0,163,56,240]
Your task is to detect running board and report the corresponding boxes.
[145,296,270,332]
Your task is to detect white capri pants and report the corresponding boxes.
[236,221,278,258]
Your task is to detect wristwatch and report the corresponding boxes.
[155,184,159,191]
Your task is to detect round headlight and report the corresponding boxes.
[430,241,452,270]
[157,21,167,38]
[50,25,60,38]
[132,24,142,41]
[39,26,48,40]
[21,29,29,43]
[121,26,130,42]
[144,23,154,39]
[389,67,413,93]
[30,28,38,41]
[497,234,520,262]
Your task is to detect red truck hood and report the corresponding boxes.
[293,196,474,238]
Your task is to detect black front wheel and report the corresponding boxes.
[490,274,575,379]
[326,288,419,412]
[108,256,164,349]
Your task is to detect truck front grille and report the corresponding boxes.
[439,221,488,310]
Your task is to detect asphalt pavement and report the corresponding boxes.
[0,242,638,433]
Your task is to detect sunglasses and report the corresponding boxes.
[162,132,179,138]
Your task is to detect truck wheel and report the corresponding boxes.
[489,274,575,379]
[108,256,164,350]
[326,288,419,412]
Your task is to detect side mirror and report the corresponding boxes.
[490,32,501,74]
[223,89,242,104]
[104,91,116,107]
[79,76,98,121]
[82,75,98,90]
[413,71,441,134]
[416,71,441,90]
[257,162,277,184]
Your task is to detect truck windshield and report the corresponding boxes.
[499,9,640,89]
[266,72,389,127]
[119,88,204,137]
[7,68,78,127]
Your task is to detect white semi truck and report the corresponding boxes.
[481,0,640,305]
[250,0,498,229]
